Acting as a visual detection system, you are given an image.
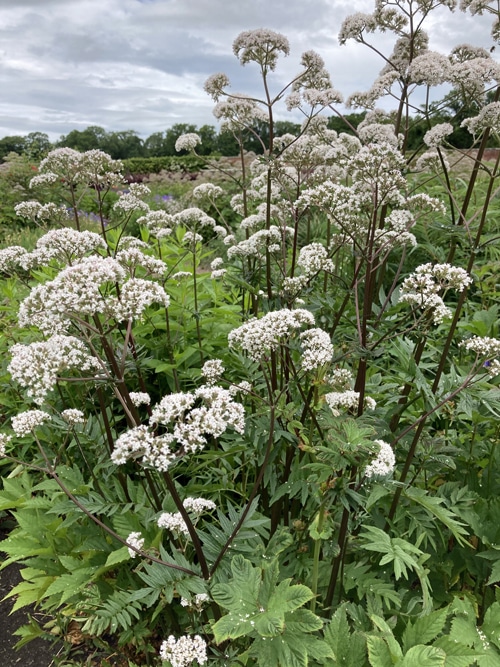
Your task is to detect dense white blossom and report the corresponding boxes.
[126,531,145,558]
[232,28,290,70]
[228,309,315,360]
[300,328,334,371]
[365,440,396,478]
[182,497,217,514]
[9,335,100,404]
[325,390,376,416]
[423,123,454,148]
[61,409,86,425]
[157,511,189,535]
[201,359,225,385]
[12,410,51,436]
[204,72,230,101]
[399,263,472,324]
[462,102,500,138]
[159,635,207,667]
[0,246,28,274]
[175,134,201,152]
[129,392,151,407]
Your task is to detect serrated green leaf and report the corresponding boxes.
[367,635,393,667]
[403,608,449,652]
[399,645,446,667]
[433,637,480,667]
[105,546,130,567]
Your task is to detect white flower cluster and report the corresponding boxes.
[228,308,315,360]
[182,497,217,514]
[408,52,451,86]
[126,531,145,558]
[232,28,290,70]
[129,392,151,407]
[399,263,473,324]
[227,226,291,259]
[0,246,28,274]
[8,335,100,405]
[115,247,167,279]
[213,94,268,130]
[180,593,210,609]
[462,102,500,138]
[108,278,170,321]
[461,336,500,377]
[18,256,169,334]
[192,183,224,200]
[365,440,396,478]
[30,148,123,188]
[157,497,216,536]
[159,635,207,667]
[114,183,151,213]
[201,359,225,385]
[21,229,106,270]
[210,257,226,280]
[299,328,334,371]
[137,210,175,237]
[328,368,354,390]
[423,123,454,148]
[204,72,230,101]
[15,201,71,225]
[0,433,12,457]
[175,133,201,152]
[157,511,190,535]
[113,385,245,469]
[61,409,86,425]
[297,243,334,276]
[12,410,51,437]
[325,390,376,416]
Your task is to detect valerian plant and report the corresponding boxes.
[1,3,500,666]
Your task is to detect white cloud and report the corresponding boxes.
[0,0,496,140]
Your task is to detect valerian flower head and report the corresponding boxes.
[462,102,500,138]
[129,392,151,407]
[461,336,500,377]
[399,263,472,324]
[338,12,378,44]
[0,246,28,275]
[126,532,145,558]
[232,28,290,70]
[61,409,86,425]
[228,308,315,360]
[300,328,334,371]
[9,335,100,405]
[423,123,454,148]
[12,410,51,437]
[20,228,106,269]
[408,52,451,86]
[15,201,71,225]
[365,440,395,478]
[204,72,230,101]
[201,359,225,385]
[213,94,268,129]
[325,391,376,416]
[175,133,201,152]
[159,635,207,667]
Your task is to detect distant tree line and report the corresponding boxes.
[0,97,491,164]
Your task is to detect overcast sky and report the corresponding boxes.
[0,0,496,141]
